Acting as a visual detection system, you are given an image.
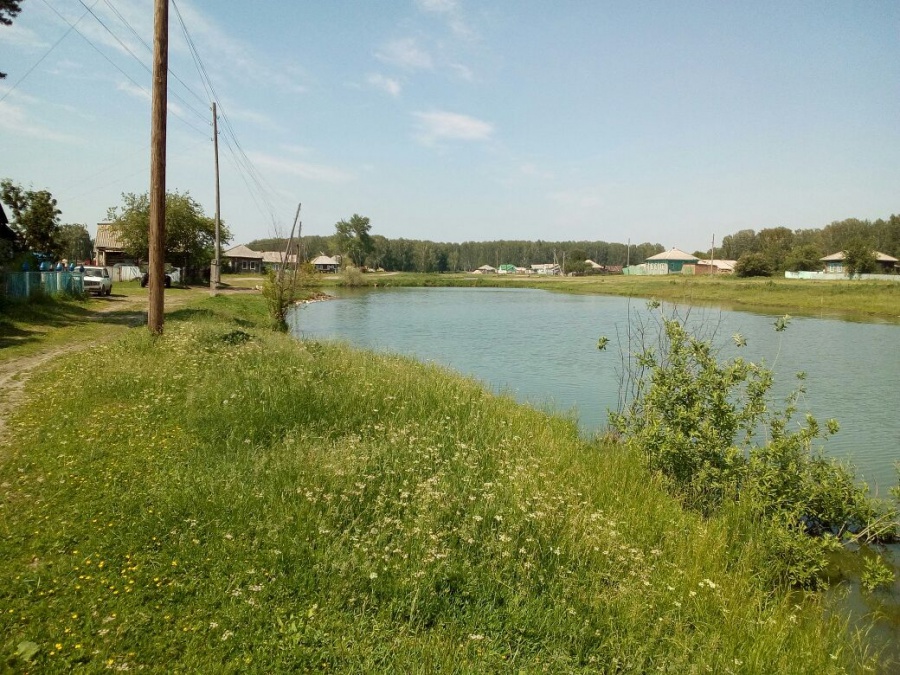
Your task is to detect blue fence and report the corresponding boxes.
[3,270,85,299]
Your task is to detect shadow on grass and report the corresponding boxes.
[0,299,97,350]
[167,306,256,328]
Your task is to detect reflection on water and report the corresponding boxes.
[290,287,900,492]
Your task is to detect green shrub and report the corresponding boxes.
[609,304,897,587]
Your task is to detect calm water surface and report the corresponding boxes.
[290,287,899,492]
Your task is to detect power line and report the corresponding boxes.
[36,0,210,137]
[100,0,209,110]
[170,0,286,226]
[73,0,209,124]
[0,0,97,104]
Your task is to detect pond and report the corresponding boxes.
[290,287,899,493]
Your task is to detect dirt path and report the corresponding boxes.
[0,287,256,447]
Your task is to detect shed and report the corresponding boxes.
[645,248,699,274]
[497,264,517,274]
[94,223,130,266]
[475,265,497,274]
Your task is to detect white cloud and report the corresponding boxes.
[0,100,83,144]
[367,73,401,97]
[247,152,355,183]
[449,63,475,82]
[415,0,474,39]
[2,24,48,49]
[116,80,186,119]
[416,0,458,12]
[413,110,493,145]
[376,38,433,70]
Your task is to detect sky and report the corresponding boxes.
[1,0,898,253]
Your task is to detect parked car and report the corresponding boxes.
[140,272,172,288]
[82,266,112,296]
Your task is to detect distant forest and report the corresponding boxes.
[247,214,900,274]
[247,235,665,273]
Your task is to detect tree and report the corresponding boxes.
[57,224,93,263]
[0,179,63,257]
[842,239,877,279]
[333,214,373,267]
[1,0,23,79]
[108,191,230,279]
[784,244,823,272]
[734,252,773,277]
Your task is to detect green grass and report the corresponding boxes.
[0,294,880,672]
[348,272,900,321]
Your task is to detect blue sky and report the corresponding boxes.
[1,1,898,252]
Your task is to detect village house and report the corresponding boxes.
[644,248,699,274]
[820,251,899,274]
[310,254,341,273]
[223,244,264,273]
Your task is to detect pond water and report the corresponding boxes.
[290,287,899,493]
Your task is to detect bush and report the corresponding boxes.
[608,304,897,586]
[340,265,365,287]
[734,252,773,277]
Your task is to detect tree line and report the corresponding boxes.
[250,230,666,274]
[715,216,900,276]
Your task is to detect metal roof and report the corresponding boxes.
[645,248,699,262]
[820,251,898,262]
[223,244,264,259]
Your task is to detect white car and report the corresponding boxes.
[82,266,113,296]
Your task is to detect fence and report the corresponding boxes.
[784,271,900,282]
[3,270,86,299]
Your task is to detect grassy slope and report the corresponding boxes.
[0,295,877,672]
[348,272,900,321]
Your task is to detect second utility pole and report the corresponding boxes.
[210,101,221,294]
[148,0,169,334]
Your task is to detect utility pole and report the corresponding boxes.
[210,101,221,295]
[626,238,631,267]
[710,234,715,275]
[147,0,169,334]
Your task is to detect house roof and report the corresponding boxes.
[311,255,340,266]
[696,259,737,271]
[261,252,298,264]
[820,250,898,262]
[531,263,559,270]
[477,264,496,271]
[585,259,603,269]
[94,223,126,250]
[223,244,264,259]
[645,248,699,262]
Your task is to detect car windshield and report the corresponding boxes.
[83,268,103,276]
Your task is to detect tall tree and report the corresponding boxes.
[108,191,230,277]
[333,214,373,267]
[57,224,93,262]
[0,178,63,257]
[1,0,23,79]
[842,239,877,278]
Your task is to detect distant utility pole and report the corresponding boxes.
[147,0,169,334]
[210,101,221,295]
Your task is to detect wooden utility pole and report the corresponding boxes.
[210,101,221,294]
[147,0,169,334]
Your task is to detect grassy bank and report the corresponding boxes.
[0,295,881,672]
[338,272,900,321]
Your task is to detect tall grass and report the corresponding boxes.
[0,296,879,672]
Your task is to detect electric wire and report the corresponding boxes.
[73,0,209,125]
[99,0,209,110]
[37,0,210,138]
[0,0,98,104]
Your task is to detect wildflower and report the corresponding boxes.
[369,572,378,580]
[468,634,484,641]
